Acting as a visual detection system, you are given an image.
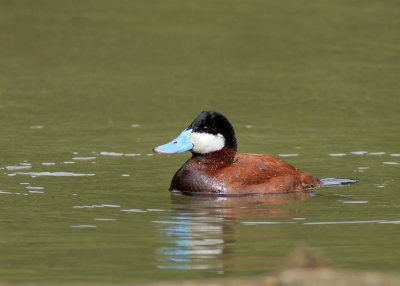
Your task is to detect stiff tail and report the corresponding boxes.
[320,178,358,187]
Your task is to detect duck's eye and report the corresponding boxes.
[202,126,209,132]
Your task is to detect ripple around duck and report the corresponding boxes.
[10,172,95,177]
[329,153,347,157]
[239,220,400,226]
[70,225,97,228]
[278,154,299,157]
[100,152,124,156]
[73,204,120,209]
[6,165,32,170]
[320,178,358,187]
[382,162,399,165]
[72,157,96,160]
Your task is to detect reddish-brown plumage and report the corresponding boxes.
[154,111,321,196]
[171,146,321,196]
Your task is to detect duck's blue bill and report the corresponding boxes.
[153,128,193,154]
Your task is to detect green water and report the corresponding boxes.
[1,0,400,283]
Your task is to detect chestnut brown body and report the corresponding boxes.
[171,147,321,196]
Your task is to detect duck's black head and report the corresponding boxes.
[188,111,237,153]
[153,111,237,154]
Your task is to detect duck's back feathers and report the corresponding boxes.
[171,151,321,196]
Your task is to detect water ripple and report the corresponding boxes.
[6,165,32,170]
[73,204,120,209]
[278,154,299,157]
[321,178,358,186]
[70,225,97,228]
[240,220,400,226]
[350,151,368,155]
[329,153,347,157]
[11,172,95,177]
[100,152,124,156]
[382,162,399,165]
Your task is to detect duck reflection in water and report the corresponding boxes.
[155,192,311,272]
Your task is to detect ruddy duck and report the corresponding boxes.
[153,111,321,196]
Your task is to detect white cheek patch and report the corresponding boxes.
[190,132,225,154]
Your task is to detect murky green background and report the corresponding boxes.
[1,0,399,284]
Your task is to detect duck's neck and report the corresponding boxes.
[191,146,236,171]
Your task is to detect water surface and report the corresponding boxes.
[0,0,399,284]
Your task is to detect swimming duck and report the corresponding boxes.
[153,111,321,196]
